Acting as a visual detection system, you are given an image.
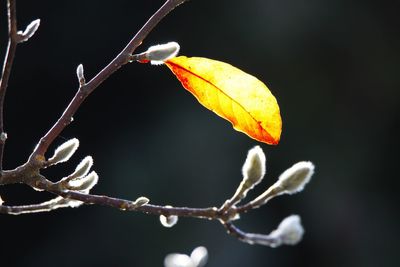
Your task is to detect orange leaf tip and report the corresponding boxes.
[165,56,282,145]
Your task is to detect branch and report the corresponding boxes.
[0,196,78,215]
[0,0,40,172]
[0,0,315,249]
[0,0,18,172]
[30,0,189,160]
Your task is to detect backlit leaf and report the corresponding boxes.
[165,56,282,145]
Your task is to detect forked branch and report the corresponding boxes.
[30,0,189,160]
[0,0,315,248]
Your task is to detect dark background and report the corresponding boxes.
[0,0,399,266]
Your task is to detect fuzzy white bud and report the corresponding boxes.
[146,42,180,65]
[133,196,149,207]
[277,161,314,194]
[18,19,40,42]
[248,161,315,208]
[190,247,208,267]
[164,254,193,267]
[0,195,3,205]
[70,156,93,180]
[48,138,79,165]
[269,215,304,247]
[242,145,266,187]
[76,64,85,86]
[68,171,98,193]
[160,214,178,228]
[160,206,179,228]
[220,146,266,211]
[164,247,208,267]
[0,132,7,142]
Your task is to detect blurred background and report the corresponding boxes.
[0,0,399,266]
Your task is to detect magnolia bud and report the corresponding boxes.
[220,146,266,212]
[147,42,180,65]
[68,171,98,193]
[160,206,179,228]
[249,161,314,208]
[69,156,93,180]
[277,161,314,194]
[190,246,208,267]
[160,214,178,228]
[164,253,193,267]
[269,215,304,247]
[47,138,79,165]
[76,64,85,86]
[133,196,149,207]
[18,19,40,42]
[242,145,266,187]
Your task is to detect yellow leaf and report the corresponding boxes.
[165,56,282,145]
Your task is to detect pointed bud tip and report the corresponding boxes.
[146,41,180,65]
[242,145,266,186]
[19,19,41,42]
[270,215,304,246]
[160,214,179,228]
[48,138,79,165]
[68,171,98,193]
[133,196,149,207]
[278,161,314,194]
[76,64,85,85]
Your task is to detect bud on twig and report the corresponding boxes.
[132,196,149,208]
[268,215,304,247]
[67,171,98,193]
[66,156,93,182]
[160,214,179,228]
[220,146,266,212]
[0,195,3,205]
[276,161,314,194]
[47,138,79,166]
[132,41,180,65]
[160,206,179,228]
[0,132,7,142]
[249,161,314,208]
[76,64,85,86]
[18,19,40,43]
[241,145,266,188]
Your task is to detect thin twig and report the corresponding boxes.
[222,221,278,246]
[52,189,220,219]
[30,0,189,159]
[0,182,221,219]
[0,196,71,215]
[0,0,18,172]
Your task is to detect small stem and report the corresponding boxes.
[0,197,67,215]
[222,221,278,247]
[0,0,18,172]
[31,0,188,159]
[52,189,219,219]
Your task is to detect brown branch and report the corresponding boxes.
[30,0,189,160]
[222,221,278,247]
[0,0,312,249]
[0,183,222,219]
[51,189,220,219]
[0,196,72,215]
[0,0,18,172]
